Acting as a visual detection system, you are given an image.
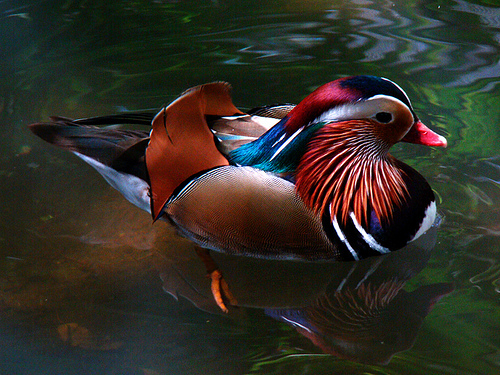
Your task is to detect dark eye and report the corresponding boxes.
[375,112,393,123]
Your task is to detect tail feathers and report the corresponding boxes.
[68,111,156,126]
[29,120,150,181]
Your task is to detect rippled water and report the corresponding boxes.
[1,0,500,374]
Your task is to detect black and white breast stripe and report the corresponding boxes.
[326,201,437,261]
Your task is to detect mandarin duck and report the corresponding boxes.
[29,75,447,311]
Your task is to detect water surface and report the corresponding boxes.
[1,0,500,374]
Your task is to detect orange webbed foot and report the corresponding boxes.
[195,247,238,312]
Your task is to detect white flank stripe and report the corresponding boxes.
[332,213,359,261]
[410,201,437,242]
[269,126,305,161]
[350,212,390,254]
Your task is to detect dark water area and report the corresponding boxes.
[1,0,500,374]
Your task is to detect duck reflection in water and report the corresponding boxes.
[162,225,453,365]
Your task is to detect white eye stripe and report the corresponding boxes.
[365,94,415,122]
[366,94,411,111]
[312,102,360,124]
[312,95,413,125]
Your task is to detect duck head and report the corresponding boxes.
[231,75,446,170]
[231,76,447,260]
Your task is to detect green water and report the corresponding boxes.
[1,0,499,374]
